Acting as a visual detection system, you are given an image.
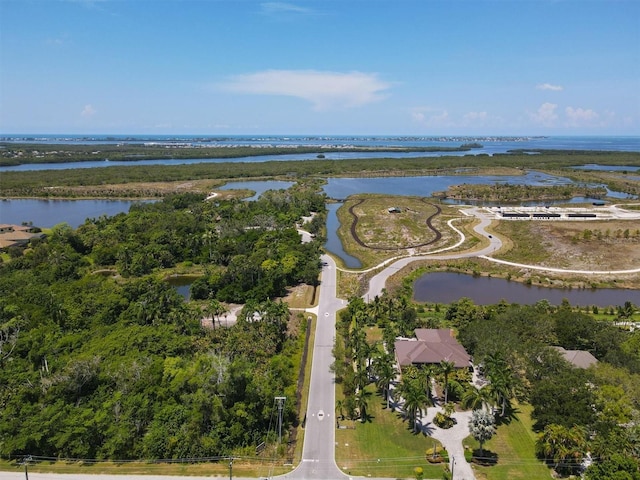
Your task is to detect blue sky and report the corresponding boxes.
[1,0,639,135]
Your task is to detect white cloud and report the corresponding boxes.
[565,106,599,127]
[410,107,452,127]
[462,111,489,126]
[81,104,96,117]
[219,70,390,110]
[530,102,558,126]
[536,83,564,91]
[260,2,312,15]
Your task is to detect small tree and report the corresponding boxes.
[439,360,455,404]
[413,466,424,480]
[469,409,496,457]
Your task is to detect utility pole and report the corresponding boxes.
[228,457,233,480]
[450,455,455,479]
[21,456,31,480]
[275,396,286,444]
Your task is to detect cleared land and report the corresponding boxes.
[493,219,640,285]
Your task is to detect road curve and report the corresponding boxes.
[364,207,501,300]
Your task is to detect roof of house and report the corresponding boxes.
[415,328,459,344]
[0,224,45,249]
[395,328,471,368]
[553,346,598,369]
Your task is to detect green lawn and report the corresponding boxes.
[463,404,551,480]
[336,385,447,479]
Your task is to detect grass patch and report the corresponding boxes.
[463,404,551,480]
[0,457,289,477]
[492,222,550,264]
[335,195,467,269]
[335,385,447,479]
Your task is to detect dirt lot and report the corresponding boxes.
[495,219,640,272]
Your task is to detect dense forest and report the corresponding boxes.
[0,183,325,459]
[335,293,640,478]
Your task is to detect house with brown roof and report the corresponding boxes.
[0,224,45,250]
[394,328,471,370]
[553,346,598,369]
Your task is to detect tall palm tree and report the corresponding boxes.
[419,365,436,402]
[207,299,228,329]
[354,365,369,391]
[355,388,372,423]
[488,369,514,417]
[461,386,494,412]
[439,360,456,404]
[402,381,429,433]
[395,372,429,433]
[335,399,344,420]
[484,352,515,417]
[373,354,397,409]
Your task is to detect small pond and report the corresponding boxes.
[166,275,200,301]
[218,180,295,201]
[0,198,152,228]
[413,272,640,307]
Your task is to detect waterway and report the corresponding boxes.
[413,272,640,307]
[2,135,639,172]
[0,171,634,229]
[4,174,637,305]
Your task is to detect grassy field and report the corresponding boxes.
[335,196,476,270]
[463,404,551,480]
[492,218,640,288]
[0,457,289,478]
[335,385,447,479]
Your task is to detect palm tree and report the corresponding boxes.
[354,366,369,391]
[461,386,494,412]
[487,370,514,417]
[355,388,372,423]
[468,409,496,457]
[373,353,397,409]
[419,365,436,402]
[395,373,428,433]
[536,424,587,474]
[207,299,228,329]
[439,360,456,404]
[484,352,515,417]
[402,382,429,433]
[335,399,344,420]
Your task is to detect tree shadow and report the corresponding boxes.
[495,405,520,426]
[420,421,436,436]
[471,449,498,466]
[360,412,375,423]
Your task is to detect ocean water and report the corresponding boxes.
[2,134,640,150]
[1,135,638,172]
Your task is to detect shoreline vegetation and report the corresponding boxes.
[1,149,639,199]
[0,142,483,166]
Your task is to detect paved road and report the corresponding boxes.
[364,207,501,300]
[284,254,349,480]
